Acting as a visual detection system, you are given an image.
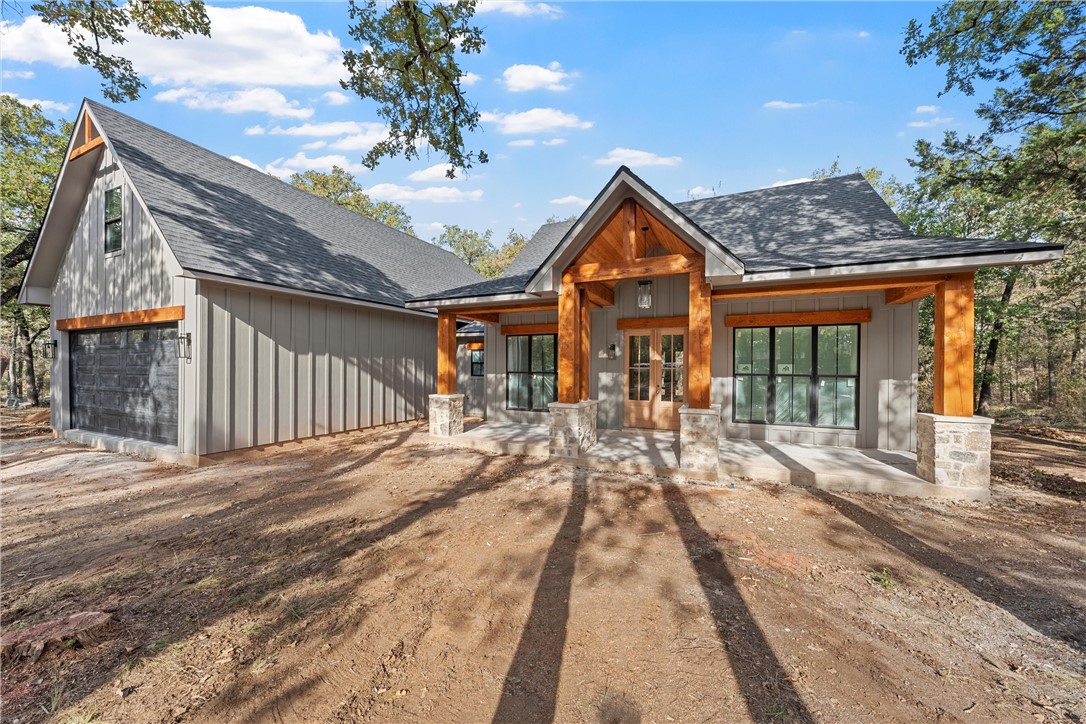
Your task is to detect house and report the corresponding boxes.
[407,168,1063,499]
[19,100,483,465]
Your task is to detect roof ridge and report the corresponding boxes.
[673,173,866,207]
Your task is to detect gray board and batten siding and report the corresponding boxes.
[197,283,438,456]
[479,275,917,451]
[456,342,486,418]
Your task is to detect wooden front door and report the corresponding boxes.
[624,327,687,430]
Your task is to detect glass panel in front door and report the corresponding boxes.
[627,334,651,401]
[660,333,684,403]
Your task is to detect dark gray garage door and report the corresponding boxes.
[70,324,179,445]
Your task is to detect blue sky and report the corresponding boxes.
[1,1,982,243]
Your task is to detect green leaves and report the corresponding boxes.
[342,0,487,175]
[31,0,211,103]
[288,166,415,236]
[435,226,527,279]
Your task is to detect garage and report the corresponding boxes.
[70,324,179,445]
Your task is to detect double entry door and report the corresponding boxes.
[624,327,687,430]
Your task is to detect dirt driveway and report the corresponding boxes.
[2,411,1084,723]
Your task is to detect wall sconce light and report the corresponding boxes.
[43,339,58,360]
[176,332,192,360]
[607,343,617,360]
[637,279,653,309]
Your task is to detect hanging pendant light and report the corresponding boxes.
[637,280,653,309]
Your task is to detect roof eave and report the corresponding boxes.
[738,246,1065,284]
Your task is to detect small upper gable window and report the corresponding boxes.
[104,186,123,253]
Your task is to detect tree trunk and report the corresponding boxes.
[975,273,1016,416]
[17,320,39,405]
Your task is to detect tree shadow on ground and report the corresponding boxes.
[808,488,1085,655]
[1,427,550,721]
[492,473,589,724]
[661,483,814,723]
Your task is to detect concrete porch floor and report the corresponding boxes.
[441,421,988,501]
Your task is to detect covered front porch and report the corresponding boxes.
[435,420,983,500]
[407,168,1046,500]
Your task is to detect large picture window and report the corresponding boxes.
[734,324,859,429]
[507,334,557,411]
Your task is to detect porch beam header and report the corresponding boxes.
[885,285,936,305]
[725,309,872,328]
[566,254,700,284]
[712,273,956,300]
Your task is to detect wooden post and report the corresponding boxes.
[934,272,975,416]
[623,198,637,261]
[437,310,457,395]
[688,258,712,409]
[579,287,591,401]
[558,272,580,403]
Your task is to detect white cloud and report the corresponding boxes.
[229,154,263,172]
[2,7,344,87]
[1,92,71,114]
[915,104,940,114]
[2,69,35,80]
[244,125,266,136]
[512,202,523,209]
[422,221,447,233]
[366,183,483,204]
[508,139,537,147]
[763,100,812,110]
[407,163,461,182]
[476,1,563,18]
[857,30,871,39]
[686,186,716,199]
[594,147,682,167]
[502,61,574,92]
[322,91,351,106]
[267,120,385,137]
[907,116,953,128]
[769,177,814,188]
[550,195,590,207]
[461,72,482,86]
[481,107,592,134]
[264,152,368,178]
[154,87,313,118]
[543,138,566,146]
[301,140,327,150]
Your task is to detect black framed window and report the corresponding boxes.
[105,186,123,253]
[733,324,859,429]
[470,349,484,377]
[507,334,556,411]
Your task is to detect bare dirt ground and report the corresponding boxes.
[2,409,1084,723]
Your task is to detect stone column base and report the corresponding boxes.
[680,404,721,476]
[548,400,599,458]
[429,394,465,437]
[916,413,993,489]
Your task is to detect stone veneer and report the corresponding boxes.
[548,400,599,458]
[428,394,465,437]
[679,404,721,476]
[916,412,993,489]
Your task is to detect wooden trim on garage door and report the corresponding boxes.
[56,306,185,331]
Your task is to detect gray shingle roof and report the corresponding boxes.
[413,220,575,301]
[674,174,1059,272]
[413,173,1061,302]
[88,101,483,308]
